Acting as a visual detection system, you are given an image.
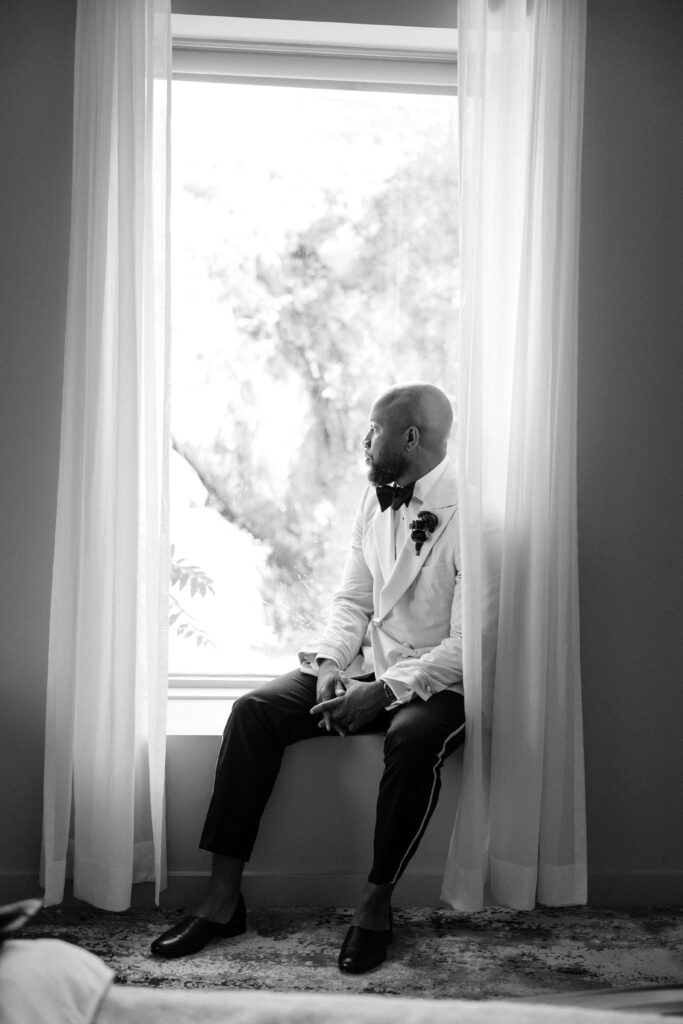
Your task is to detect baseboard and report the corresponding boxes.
[0,873,42,903]
[0,870,447,909]
[161,870,448,909]
[161,869,683,909]
[587,870,683,907]
[3,869,682,909]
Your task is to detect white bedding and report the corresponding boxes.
[0,939,113,1024]
[98,985,671,1024]
[0,938,672,1024]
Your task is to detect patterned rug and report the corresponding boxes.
[22,905,683,1001]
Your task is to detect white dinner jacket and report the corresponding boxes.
[299,459,463,702]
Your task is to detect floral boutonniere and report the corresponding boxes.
[409,511,439,556]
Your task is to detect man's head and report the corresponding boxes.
[363,382,454,487]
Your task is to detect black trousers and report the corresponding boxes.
[200,669,465,885]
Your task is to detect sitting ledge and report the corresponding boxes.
[164,691,462,909]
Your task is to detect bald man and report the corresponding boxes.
[152,383,465,972]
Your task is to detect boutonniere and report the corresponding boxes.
[409,511,439,556]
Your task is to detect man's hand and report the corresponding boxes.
[315,660,349,733]
[310,680,389,737]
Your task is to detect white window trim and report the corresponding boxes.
[172,15,458,92]
[169,15,457,692]
[171,673,274,690]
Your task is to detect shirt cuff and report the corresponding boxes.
[315,651,341,669]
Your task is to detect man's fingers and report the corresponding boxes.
[317,712,347,737]
[312,698,350,737]
[310,696,342,715]
[310,689,354,737]
[334,673,348,697]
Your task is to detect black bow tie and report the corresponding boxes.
[376,481,415,512]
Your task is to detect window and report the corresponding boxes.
[169,17,458,690]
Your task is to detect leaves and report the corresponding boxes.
[169,546,215,648]
[170,103,458,654]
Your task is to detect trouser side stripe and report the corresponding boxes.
[389,721,466,885]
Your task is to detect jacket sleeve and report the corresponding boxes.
[315,489,375,671]
[382,563,463,702]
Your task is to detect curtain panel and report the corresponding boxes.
[443,0,587,910]
[42,0,172,911]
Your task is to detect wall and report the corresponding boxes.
[0,0,76,896]
[578,0,683,903]
[0,0,681,906]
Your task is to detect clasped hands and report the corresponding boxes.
[310,661,388,736]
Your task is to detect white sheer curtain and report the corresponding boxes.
[42,0,172,911]
[443,0,587,911]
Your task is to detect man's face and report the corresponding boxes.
[362,401,409,486]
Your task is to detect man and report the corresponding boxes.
[151,382,465,972]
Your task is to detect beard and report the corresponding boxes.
[366,449,409,487]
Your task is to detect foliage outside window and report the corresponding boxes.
[169,79,459,681]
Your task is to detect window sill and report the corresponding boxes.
[167,687,250,736]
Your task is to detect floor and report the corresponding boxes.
[21,903,683,1004]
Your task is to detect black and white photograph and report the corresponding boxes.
[1,1,681,1022]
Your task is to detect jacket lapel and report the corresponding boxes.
[367,495,395,586]
[377,465,458,620]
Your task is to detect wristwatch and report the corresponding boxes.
[382,681,395,707]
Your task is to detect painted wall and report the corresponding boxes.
[0,0,681,905]
[578,0,683,903]
[0,0,76,894]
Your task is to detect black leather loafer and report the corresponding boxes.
[150,895,246,958]
[338,911,393,974]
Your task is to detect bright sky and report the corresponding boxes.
[173,81,456,235]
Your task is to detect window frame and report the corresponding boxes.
[172,16,458,93]
[169,15,458,692]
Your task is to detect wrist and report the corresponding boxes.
[316,657,339,671]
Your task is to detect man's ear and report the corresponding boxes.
[405,425,420,451]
